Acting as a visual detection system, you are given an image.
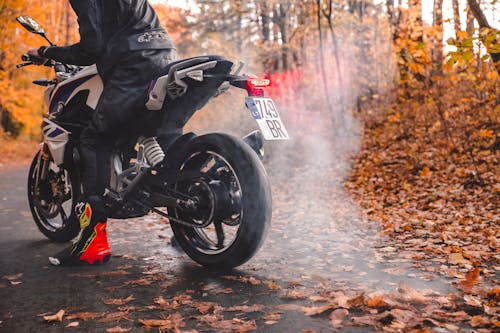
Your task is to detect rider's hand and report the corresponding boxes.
[27,47,49,65]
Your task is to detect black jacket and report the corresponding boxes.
[45,0,174,76]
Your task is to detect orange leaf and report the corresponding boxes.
[419,166,431,178]
[267,281,282,290]
[366,295,390,308]
[459,267,480,290]
[347,293,366,308]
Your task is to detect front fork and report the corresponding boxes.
[35,143,51,188]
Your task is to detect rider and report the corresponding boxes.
[28,0,178,266]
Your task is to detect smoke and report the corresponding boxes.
[180,8,447,292]
[245,27,446,293]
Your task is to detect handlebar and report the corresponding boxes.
[17,53,51,68]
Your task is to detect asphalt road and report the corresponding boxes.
[0,155,453,332]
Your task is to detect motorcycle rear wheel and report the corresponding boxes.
[169,133,272,269]
[27,151,80,242]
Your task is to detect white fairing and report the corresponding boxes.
[42,118,70,165]
[49,65,103,111]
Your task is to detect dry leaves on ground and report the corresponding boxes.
[103,295,135,306]
[43,309,65,323]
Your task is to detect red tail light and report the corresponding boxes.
[248,78,271,88]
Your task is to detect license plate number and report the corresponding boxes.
[245,97,290,140]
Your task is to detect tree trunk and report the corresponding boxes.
[432,0,444,76]
[323,0,345,114]
[259,0,270,42]
[316,0,333,114]
[274,3,289,71]
[466,0,500,73]
[451,0,461,38]
[466,7,475,36]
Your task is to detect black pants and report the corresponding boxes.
[80,49,178,197]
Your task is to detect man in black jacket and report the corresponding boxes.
[28,0,177,266]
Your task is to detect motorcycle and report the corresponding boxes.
[16,15,289,269]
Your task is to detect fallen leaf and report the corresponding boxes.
[173,294,192,305]
[486,287,500,306]
[139,319,174,328]
[106,326,131,333]
[448,253,470,265]
[225,304,265,313]
[43,309,65,322]
[264,313,282,321]
[366,294,390,308]
[103,295,135,306]
[396,282,428,304]
[470,315,489,327]
[216,288,233,294]
[2,273,23,281]
[66,312,102,321]
[66,322,79,328]
[153,296,180,311]
[268,281,281,290]
[101,270,131,277]
[330,309,349,328]
[280,289,308,299]
[308,295,330,302]
[347,293,366,308]
[127,278,153,286]
[277,304,304,312]
[98,312,128,323]
[139,314,185,330]
[330,291,349,308]
[351,315,378,326]
[420,166,431,178]
[459,267,480,290]
[464,295,482,307]
[194,302,216,314]
[302,304,336,316]
[222,275,261,285]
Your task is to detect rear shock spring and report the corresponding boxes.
[138,137,165,167]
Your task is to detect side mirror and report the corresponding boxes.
[16,15,46,35]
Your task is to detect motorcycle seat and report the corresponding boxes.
[146,55,233,111]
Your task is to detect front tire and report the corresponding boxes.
[27,151,80,242]
[169,133,272,269]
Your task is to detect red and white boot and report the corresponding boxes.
[49,196,111,266]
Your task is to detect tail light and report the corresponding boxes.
[248,78,271,89]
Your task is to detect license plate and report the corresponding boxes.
[245,97,290,140]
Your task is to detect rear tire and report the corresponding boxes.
[169,133,272,269]
[27,152,80,242]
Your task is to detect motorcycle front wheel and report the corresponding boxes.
[27,151,80,242]
[168,133,272,269]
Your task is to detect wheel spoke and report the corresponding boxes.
[59,207,68,225]
[200,156,217,173]
[214,220,225,248]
